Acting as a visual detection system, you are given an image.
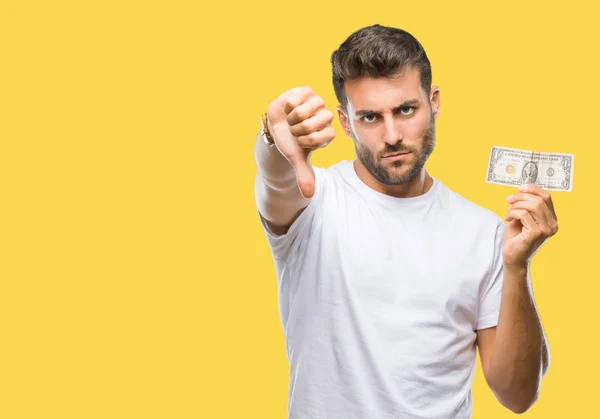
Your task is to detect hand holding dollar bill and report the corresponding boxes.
[486,146,574,191]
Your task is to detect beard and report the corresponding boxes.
[354,113,436,186]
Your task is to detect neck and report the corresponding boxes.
[353,159,433,198]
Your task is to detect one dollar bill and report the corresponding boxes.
[486,146,574,191]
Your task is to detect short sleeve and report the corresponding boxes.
[257,166,328,263]
[476,220,505,330]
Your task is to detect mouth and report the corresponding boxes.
[382,152,411,161]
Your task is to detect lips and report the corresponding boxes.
[383,152,410,158]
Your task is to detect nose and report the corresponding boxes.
[383,114,403,145]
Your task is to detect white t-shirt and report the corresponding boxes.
[258,160,505,419]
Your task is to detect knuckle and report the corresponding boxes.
[289,109,306,124]
[317,113,329,128]
[324,109,334,123]
[286,98,299,113]
[314,96,325,108]
[295,87,313,103]
[300,119,313,133]
[292,86,311,96]
[290,124,303,137]
[286,113,295,126]
[309,133,323,148]
[320,136,333,148]
[289,93,300,106]
[303,132,318,146]
[327,127,337,140]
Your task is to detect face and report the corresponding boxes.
[338,67,440,187]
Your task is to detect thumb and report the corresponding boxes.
[287,150,315,199]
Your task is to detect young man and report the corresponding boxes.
[254,24,557,419]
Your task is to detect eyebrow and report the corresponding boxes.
[355,99,421,117]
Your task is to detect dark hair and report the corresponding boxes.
[331,24,432,110]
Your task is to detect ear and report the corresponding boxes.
[336,105,353,137]
[429,85,441,120]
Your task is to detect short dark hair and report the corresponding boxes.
[331,24,432,111]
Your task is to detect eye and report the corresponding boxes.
[361,114,378,123]
[398,106,414,116]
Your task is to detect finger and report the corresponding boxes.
[508,191,557,223]
[505,209,541,234]
[297,126,336,150]
[290,109,334,137]
[284,87,314,115]
[286,150,315,198]
[518,184,556,217]
[506,192,543,204]
[506,193,547,221]
[518,183,545,196]
[507,201,551,232]
[508,201,558,237]
[287,95,326,126]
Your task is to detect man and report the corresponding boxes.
[254,24,557,419]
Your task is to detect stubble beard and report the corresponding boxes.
[354,113,436,186]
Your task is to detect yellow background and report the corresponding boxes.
[1,0,597,417]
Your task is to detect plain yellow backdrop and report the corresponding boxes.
[1,0,597,418]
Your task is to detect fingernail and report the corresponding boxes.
[519,184,528,191]
[506,195,514,201]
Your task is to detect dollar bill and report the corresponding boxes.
[486,146,574,191]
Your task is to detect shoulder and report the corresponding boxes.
[259,161,351,258]
[307,160,354,199]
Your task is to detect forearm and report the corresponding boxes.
[486,263,550,412]
[254,131,310,226]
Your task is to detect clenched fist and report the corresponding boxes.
[266,87,336,198]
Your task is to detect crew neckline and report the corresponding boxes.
[339,160,440,207]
